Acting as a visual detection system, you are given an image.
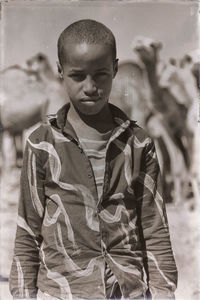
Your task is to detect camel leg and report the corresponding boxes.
[173,176,182,205]
[13,133,23,168]
[190,177,200,210]
[0,124,4,175]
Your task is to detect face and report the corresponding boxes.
[58,42,118,115]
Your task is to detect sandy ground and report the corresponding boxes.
[166,203,200,300]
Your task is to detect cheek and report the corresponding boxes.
[64,80,79,96]
[103,79,113,95]
[99,77,113,92]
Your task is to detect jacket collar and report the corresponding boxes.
[50,102,134,140]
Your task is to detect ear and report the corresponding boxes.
[113,59,119,78]
[57,61,63,79]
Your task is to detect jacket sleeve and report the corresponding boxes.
[135,139,178,299]
[9,137,46,299]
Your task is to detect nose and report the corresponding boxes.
[83,76,97,95]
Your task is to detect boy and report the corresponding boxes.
[9,19,177,300]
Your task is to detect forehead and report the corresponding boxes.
[61,42,113,68]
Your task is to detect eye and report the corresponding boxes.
[95,72,109,80]
[70,74,85,82]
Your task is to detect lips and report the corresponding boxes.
[80,97,100,102]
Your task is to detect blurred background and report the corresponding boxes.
[0,1,200,299]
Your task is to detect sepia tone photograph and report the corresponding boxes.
[0,1,199,299]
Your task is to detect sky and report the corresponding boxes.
[1,0,199,71]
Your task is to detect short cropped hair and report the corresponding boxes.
[57,19,117,66]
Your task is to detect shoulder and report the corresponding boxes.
[110,103,153,147]
[129,121,153,146]
[27,117,56,145]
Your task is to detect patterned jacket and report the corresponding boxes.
[9,103,177,299]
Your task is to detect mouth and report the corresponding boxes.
[80,97,100,103]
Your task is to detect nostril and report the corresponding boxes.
[84,87,97,95]
[26,60,31,66]
[37,54,44,61]
[186,56,192,63]
[83,80,97,94]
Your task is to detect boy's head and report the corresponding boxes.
[57,19,117,67]
[57,19,118,116]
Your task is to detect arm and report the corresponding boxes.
[135,140,178,299]
[9,137,46,299]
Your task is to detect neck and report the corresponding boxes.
[40,64,55,82]
[68,103,114,133]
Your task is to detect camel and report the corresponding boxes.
[110,57,183,203]
[131,36,199,206]
[110,59,152,128]
[159,49,200,205]
[26,52,68,115]
[179,50,200,207]
[0,52,68,168]
[0,65,49,168]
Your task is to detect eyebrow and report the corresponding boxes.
[68,68,110,74]
[96,68,110,71]
[68,69,84,74]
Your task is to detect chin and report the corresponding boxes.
[78,103,108,116]
[80,108,103,116]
